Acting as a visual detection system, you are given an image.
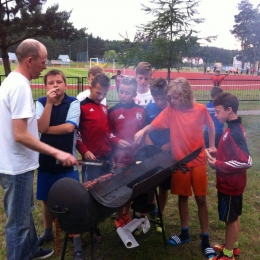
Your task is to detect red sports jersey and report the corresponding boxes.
[77,98,112,158]
[109,101,146,165]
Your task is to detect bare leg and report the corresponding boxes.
[158,187,168,215]
[225,219,239,251]
[178,195,189,228]
[195,195,208,233]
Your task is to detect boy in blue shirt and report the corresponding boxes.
[145,77,171,233]
[204,87,224,148]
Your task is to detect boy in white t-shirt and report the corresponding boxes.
[134,62,154,107]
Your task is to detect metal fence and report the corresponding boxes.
[1,75,260,102]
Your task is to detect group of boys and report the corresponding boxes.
[0,39,253,260]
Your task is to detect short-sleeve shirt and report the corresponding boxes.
[152,102,214,167]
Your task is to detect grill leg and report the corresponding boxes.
[154,189,168,250]
[60,233,69,260]
[90,227,95,260]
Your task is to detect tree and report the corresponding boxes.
[0,0,85,75]
[103,50,117,63]
[119,0,213,82]
[231,0,260,67]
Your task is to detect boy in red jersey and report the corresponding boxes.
[208,93,252,260]
[76,73,112,243]
[109,76,146,228]
[209,69,228,87]
[134,77,216,259]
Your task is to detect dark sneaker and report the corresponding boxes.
[73,251,86,260]
[31,248,54,259]
[37,235,54,246]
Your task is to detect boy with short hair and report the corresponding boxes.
[109,76,146,227]
[77,66,106,105]
[76,73,112,243]
[208,93,252,260]
[204,87,224,148]
[134,77,216,259]
[134,61,154,107]
[36,69,85,260]
[145,77,171,233]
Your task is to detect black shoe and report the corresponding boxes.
[73,251,86,260]
[31,248,54,259]
[38,235,54,246]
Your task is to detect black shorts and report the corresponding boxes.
[218,191,243,222]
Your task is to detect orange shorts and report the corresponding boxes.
[171,165,208,196]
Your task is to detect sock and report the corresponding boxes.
[73,236,83,252]
[40,228,54,239]
[201,233,210,248]
[233,241,239,248]
[179,227,189,241]
[223,247,233,258]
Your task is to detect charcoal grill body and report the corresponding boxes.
[48,145,201,234]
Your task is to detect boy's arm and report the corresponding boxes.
[134,124,155,144]
[214,130,252,173]
[76,131,90,158]
[43,100,80,135]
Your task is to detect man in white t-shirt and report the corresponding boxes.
[134,62,154,107]
[77,66,107,106]
[0,39,77,260]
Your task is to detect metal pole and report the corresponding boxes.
[68,45,71,60]
[86,37,89,63]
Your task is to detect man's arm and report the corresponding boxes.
[12,118,77,166]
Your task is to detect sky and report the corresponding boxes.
[45,0,259,50]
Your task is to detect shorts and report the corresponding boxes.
[82,154,113,182]
[159,174,172,190]
[171,165,207,196]
[36,170,79,201]
[218,191,242,222]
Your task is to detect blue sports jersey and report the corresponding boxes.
[146,102,170,148]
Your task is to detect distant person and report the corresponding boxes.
[77,66,106,105]
[0,39,77,260]
[209,69,228,87]
[134,77,216,259]
[204,87,224,148]
[108,76,146,228]
[240,68,244,75]
[112,69,124,91]
[134,62,154,107]
[258,67,260,76]
[207,93,252,260]
[145,77,171,233]
[204,66,207,74]
[246,68,249,75]
[36,70,86,260]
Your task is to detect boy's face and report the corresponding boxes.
[136,73,150,90]
[89,83,108,104]
[153,94,168,109]
[45,74,66,98]
[214,105,231,123]
[118,84,136,105]
[168,93,185,110]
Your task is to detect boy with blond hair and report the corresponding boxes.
[134,77,216,259]
[208,93,252,260]
[109,76,146,227]
[134,62,154,107]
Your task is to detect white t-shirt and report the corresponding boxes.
[134,90,154,108]
[0,72,39,175]
[77,89,107,106]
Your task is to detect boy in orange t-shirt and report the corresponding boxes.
[134,77,216,259]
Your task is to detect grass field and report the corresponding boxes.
[0,114,259,260]
[0,65,260,259]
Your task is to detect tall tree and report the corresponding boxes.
[120,0,214,82]
[0,0,85,75]
[231,0,260,67]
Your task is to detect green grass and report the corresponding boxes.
[0,114,259,259]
